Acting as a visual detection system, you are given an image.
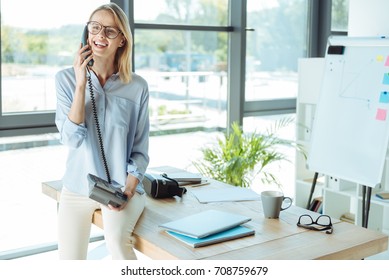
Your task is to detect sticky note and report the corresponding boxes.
[377,55,385,62]
[380,91,389,103]
[383,73,389,84]
[376,108,387,121]
[385,56,389,66]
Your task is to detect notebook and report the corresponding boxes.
[165,225,255,248]
[159,209,251,239]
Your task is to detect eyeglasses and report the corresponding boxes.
[297,214,333,234]
[87,21,122,39]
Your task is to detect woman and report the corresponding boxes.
[55,3,149,260]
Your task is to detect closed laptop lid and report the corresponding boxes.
[159,209,251,238]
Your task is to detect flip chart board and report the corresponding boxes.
[307,36,389,188]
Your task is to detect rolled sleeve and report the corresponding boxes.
[60,118,87,148]
[55,69,88,149]
[127,161,142,181]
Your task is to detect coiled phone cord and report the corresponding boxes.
[87,69,112,184]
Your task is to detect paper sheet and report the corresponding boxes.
[190,187,261,203]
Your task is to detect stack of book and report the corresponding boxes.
[340,212,355,224]
[159,209,255,248]
[376,192,389,200]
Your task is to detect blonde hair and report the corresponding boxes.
[89,3,132,83]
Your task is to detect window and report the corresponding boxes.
[135,29,228,130]
[245,0,309,102]
[133,0,230,132]
[134,0,228,26]
[0,0,309,135]
[331,0,349,33]
[0,0,107,135]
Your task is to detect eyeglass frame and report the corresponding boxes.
[297,214,333,234]
[86,21,122,39]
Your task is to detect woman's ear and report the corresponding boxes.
[119,39,126,47]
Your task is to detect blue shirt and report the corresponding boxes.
[55,68,150,196]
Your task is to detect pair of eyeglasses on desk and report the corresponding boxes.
[297,214,333,234]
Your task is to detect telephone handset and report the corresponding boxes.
[81,25,94,66]
[82,26,128,207]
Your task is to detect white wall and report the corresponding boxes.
[348,0,389,36]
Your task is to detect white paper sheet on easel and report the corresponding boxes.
[190,187,261,203]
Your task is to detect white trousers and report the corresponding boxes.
[58,188,145,260]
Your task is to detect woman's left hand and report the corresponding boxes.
[108,189,135,212]
[108,176,138,211]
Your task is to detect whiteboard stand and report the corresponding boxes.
[307,174,373,228]
[307,36,389,231]
[362,185,373,228]
[306,172,319,209]
[307,175,373,228]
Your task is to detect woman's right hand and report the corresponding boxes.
[73,43,93,87]
[68,44,93,125]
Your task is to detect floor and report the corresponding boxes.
[1,131,388,260]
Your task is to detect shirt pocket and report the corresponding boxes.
[107,97,139,130]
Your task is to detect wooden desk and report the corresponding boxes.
[42,166,388,260]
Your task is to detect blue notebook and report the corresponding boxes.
[166,225,255,248]
[159,209,251,238]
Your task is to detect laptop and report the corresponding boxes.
[159,209,251,239]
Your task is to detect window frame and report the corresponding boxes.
[240,1,330,127]
[0,113,55,137]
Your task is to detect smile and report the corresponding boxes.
[94,41,108,47]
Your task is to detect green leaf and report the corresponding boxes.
[193,117,304,189]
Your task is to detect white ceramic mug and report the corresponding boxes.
[261,190,292,219]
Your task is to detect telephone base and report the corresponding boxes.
[87,173,127,208]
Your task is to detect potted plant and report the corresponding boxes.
[193,117,304,189]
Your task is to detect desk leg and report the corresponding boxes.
[362,185,372,228]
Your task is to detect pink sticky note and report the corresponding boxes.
[385,56,389,66]
[376,108,387,121]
